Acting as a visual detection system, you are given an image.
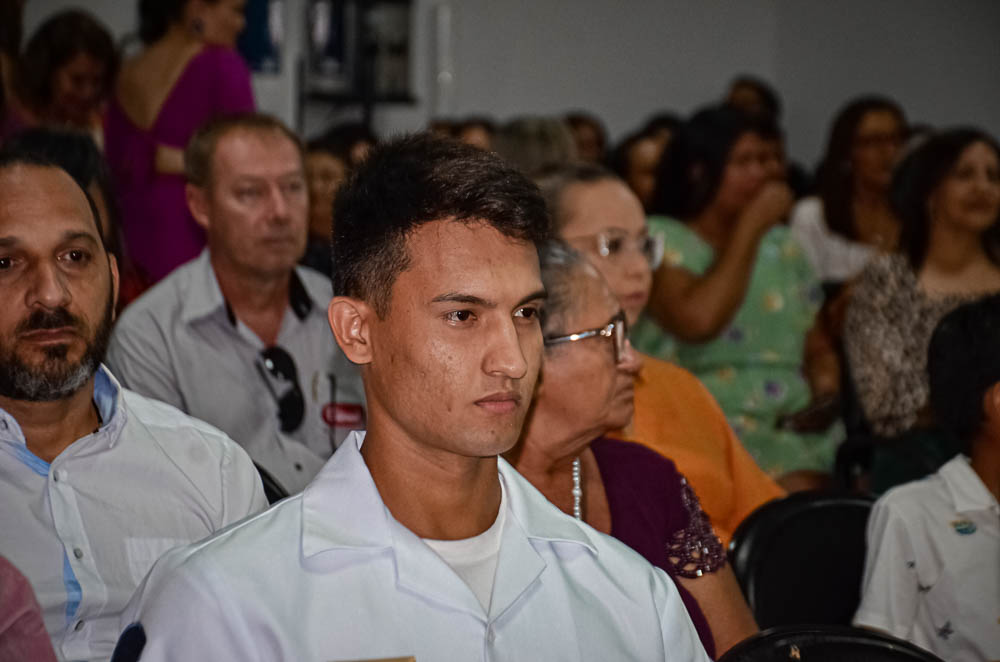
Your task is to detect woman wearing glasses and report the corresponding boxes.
[509,241,758,659]
[629,106,841,490]
[536,163,784,543]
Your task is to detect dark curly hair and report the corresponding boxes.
[333,133,551,317]
[15,10,118,117]
[814,96,906,241]
[649,105,777,220]
[892,127,1000,271]
[928,293,1000,449]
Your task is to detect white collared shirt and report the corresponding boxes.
[855,455,1000,662]
[107,249,366,494]
[123,431,710,661]
[0,366,267,662]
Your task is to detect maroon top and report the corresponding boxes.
[104,46,255,283]
[0,556,57,662]
[592,437,727,659]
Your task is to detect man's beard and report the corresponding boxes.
[0,291,115,402]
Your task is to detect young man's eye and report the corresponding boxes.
[445,310,474,323]
[0,256,12,270]
[514,306,539,320]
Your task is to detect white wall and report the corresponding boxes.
[775,0,1000,167]
[22,1,1000,167]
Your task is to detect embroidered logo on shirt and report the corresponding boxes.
[951,519,977,535]
[936,621,954,640]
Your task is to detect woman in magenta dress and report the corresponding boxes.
[105,0,254,283]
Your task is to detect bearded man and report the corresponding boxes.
[0,148,267,662]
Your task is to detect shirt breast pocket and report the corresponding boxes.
[124,537,186,585]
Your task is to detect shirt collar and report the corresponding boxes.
[300,431,597,557]
[181,249,321,327]
[939,454,1000,515]
[0,364,127,453]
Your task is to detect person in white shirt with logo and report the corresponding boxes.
[0,147,267,662]
[855,293,1000,661]
[119,134,711,661]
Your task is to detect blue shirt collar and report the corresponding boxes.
[0,364,126,456]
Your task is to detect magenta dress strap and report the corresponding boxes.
[104,46,255,283]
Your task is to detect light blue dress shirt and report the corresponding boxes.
[0,366,267,662]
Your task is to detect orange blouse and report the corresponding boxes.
[612,354,785,544]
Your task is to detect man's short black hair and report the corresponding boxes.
[0,147,105,246]
[928,294,1000,449]
[4,128,121,257]
[332,133,551,317]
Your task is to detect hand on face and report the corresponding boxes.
[740,180,793,235]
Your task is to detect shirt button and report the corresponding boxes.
[74,620,84,632]
[294,463,303,472]
[73,547,84,560]
[486,627,496,643]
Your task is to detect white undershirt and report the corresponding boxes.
[423,483,506,612]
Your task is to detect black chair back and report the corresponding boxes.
[728,491,874,629]
[718,625,944,662]
[254,462,291,504]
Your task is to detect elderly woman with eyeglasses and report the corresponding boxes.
[507,242,758,660]
[535,163,784,543]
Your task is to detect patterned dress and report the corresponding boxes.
[632,216,842,476]
[843,253,992,438]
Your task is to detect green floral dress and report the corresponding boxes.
[632,216,842,476]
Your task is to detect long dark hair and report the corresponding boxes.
[15,10,118,116]
[0,0,24,115]
[814,96,906,240]
[649,105,775,220]
[893,127,1000,271]
[139,0,223,44]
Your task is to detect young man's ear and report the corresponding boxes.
[186,183,211,231]
[329,297,374,365]
[983,382,1000,428]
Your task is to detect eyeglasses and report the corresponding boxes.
[544,310,629,363]
[567,230,664,270]
[255,346,305,433]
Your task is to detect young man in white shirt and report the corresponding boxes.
[121,134,710,661]
[855,294,1000,662]
[0,148,267,662]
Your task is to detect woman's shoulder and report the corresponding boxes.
[648,216,711,269]
[855,252,913,291]
[592,437,680,482]
[647,215,691,239]
[192,45,251,75]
